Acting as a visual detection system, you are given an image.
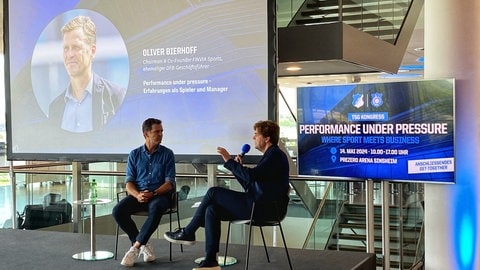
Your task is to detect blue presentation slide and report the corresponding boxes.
[6,0,271,161]
[297,79,455,183]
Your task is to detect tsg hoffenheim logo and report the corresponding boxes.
[352,93,364,108]
[370,93,383,108]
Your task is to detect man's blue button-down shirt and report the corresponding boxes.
[125,144,176,191]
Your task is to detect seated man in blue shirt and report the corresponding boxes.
[112,118,176,267]
[164,120,290,270]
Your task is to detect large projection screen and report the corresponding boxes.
[297,79,455,183]
[4,0,276,162]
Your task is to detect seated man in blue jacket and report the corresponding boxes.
[164,120,290,270]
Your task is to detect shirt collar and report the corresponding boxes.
[64,76,94,102]
[142,143,161,154]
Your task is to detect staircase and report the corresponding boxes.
[326,202,424,268]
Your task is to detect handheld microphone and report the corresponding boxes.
[240,144,251,157]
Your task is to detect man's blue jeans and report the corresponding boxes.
[112,194,170,245]
[184,187,254,261]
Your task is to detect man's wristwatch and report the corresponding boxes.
[152,191,158,196]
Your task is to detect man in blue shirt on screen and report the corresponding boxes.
[112,118,176,267]
[49,15,126,133]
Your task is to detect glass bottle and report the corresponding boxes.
[89,179,98,201]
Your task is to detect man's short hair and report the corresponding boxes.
[254,120,280,145]
[142,118,162,133]
[61,16,96,45]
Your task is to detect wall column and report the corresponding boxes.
[424,1,480,269]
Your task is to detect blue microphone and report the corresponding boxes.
[240,144,251,157]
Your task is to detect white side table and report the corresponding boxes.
[72,198,113,261]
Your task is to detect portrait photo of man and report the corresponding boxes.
[48,15,127,133]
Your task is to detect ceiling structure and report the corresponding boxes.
[278,6,425,88]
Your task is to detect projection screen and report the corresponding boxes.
[4,0,276,162]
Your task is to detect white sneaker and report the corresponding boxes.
[140,243,156,262]
[121,246,139,267]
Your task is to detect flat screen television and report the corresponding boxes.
[297,79,455,183]
[4,0,276,162]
